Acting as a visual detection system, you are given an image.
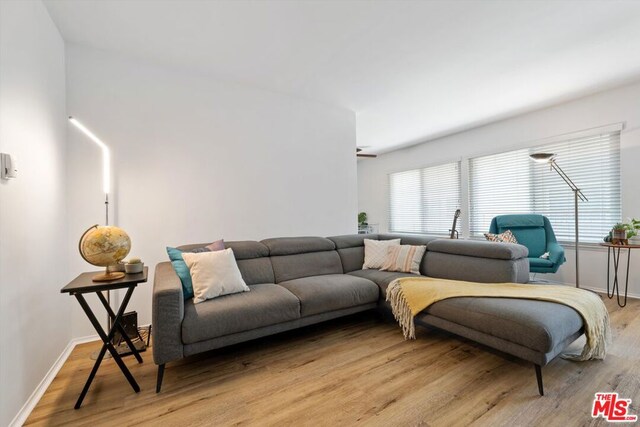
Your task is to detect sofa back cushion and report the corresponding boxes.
[178,240,274,285]
[262,237,343,282]
[379,234,437,275]
[379,233,439,246]
[328,234,379,273]
[261,236,336,255]
[328,233,438,274]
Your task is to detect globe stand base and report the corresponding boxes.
[92,271,125,282]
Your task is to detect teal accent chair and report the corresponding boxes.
[489,214,565,274]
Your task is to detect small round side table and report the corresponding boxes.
[600,243,640,307]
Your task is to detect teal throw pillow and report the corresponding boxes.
[167,247,195,299]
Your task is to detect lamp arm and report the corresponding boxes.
[550,162,588,202]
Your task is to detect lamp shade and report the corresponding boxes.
[529,152,556,163]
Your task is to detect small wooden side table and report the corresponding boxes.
[61,268,148,409]
[600,243,639,308]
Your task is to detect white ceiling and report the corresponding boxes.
[44,0,640,153]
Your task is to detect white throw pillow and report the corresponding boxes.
[363,238,401,270]
[182,248,249,304]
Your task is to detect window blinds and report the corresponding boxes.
[469,131,621,243]
[389,162,461,235]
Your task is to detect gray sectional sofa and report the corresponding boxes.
[152,234,583,396]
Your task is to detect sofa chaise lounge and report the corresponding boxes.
[153,234,583,395]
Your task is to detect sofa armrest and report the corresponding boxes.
[427,239,529,260]
[152,262,185,365]
[547,242,565,265]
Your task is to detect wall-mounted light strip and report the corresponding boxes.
[69,117,110,194]
[69,116,111,225]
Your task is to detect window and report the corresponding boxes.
[389,162,461,235]
[469,131,621,243]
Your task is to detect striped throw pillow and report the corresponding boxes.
[381,244,426,275]
[484,229,518,244]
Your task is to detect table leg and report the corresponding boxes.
[96,291,143,363]
[618,248,631,308]
[612,247,621,303]
[74,340,108,409]
[74,288,140,409]
[606,247,613,298]
[607,246,631,308]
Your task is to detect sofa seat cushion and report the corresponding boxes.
[182,283,300,344]
[416,297,583,353]
[278,274,379,317]
[347,269,416,297]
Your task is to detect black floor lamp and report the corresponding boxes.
[530,153,587,288]
[69,116,114,357]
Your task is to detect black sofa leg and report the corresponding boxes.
[156,364,165,393]
[534,364,544,396]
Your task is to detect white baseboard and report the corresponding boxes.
[9,334,99,427]
[9,324,152,427]
[531,277,640,300]
[582,286,640,300]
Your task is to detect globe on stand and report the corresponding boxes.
[79,225,132,282]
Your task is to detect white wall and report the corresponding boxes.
[66,45,358,337]
[0,1,70,425]
[358,81,640,296]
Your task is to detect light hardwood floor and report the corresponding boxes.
[27,295,639,426]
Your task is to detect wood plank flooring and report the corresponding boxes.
[27,296,640,426]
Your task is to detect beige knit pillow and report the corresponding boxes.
[363,239,401,269]
[182,249,249,303]
[381,244,426,275]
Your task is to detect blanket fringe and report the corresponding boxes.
[561,305,611,361]
[386,279,416,339]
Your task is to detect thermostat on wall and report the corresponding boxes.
[0,153,17,179]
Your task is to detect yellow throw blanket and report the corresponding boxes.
[386,277,611,361]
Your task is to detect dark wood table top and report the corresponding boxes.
[599,243,640,249]
[61,267,148,294]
